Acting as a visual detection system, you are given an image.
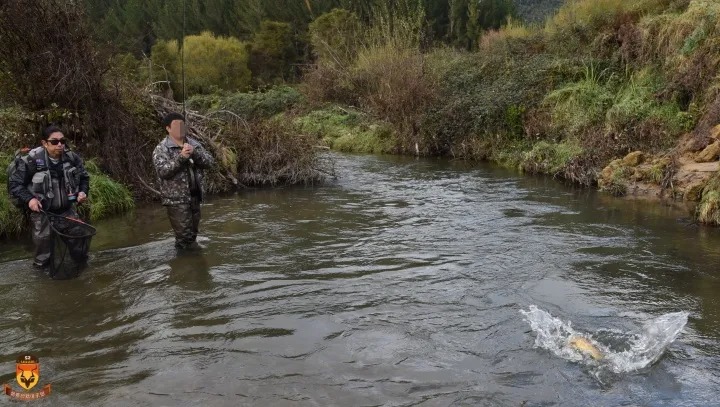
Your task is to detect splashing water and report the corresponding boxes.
[520,305,689,374]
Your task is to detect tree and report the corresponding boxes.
[152,32,252,97]
[309,9,362,66]
[449,0,516,50]
[250,21,297,86]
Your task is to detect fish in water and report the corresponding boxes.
[568,335,604,360]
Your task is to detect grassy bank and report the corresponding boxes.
[299,0,720,225]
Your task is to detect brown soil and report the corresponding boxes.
[611,132,719,202]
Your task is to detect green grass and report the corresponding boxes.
[186,85,304,119]
[0,152,25,238]
[697,174,720,225]
[0,189,25,238]
[545,64,616,135]
[520,141,584,175]
[81,160,135,222]
[294,107,397,154]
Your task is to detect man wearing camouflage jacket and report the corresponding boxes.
[152,113,215,250]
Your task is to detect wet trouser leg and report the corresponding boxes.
[167,197,201,249]
[30,212,52,266]
[191,196,201,242]
[29,207,78,267]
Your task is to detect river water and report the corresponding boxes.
[0,153,718,406]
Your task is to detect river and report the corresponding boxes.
[0,153,718,406]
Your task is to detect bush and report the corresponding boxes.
[149,38,179,92]
[223,117,326,186]
[605,70,693,151]
[0,107,34,152]
[81,160,135,222]
[423,48,575,155]
[448,0,517,50]
[187,86,304,119]
[697,172,720,225]
[546,66,693,162]
[353,45,437,153]
[0,0,106,110]
[309,9,362,67]
[151,32,251,97]
[545,0,683,56]
[545,64,616,137]
[294,107,396,154]
[249,21,296,86]
[0,152,25,238]
[520,141,584,175]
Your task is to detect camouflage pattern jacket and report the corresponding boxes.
[152,136,215,205]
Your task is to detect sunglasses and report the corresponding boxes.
[46,139,67,145]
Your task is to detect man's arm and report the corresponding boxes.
[153,144,188,180]
[190,143,215,170]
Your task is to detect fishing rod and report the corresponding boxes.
[181,0,186,119]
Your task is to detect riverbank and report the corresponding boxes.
[294,0,720,225]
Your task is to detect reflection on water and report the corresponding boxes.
[0,153,719,406]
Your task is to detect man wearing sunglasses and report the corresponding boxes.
[7,125,90,269]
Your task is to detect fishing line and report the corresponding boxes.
[181,0,186,117]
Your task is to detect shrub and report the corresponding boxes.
[363,0,425,50]
[605,70,693,151]
[309,9,362,67]
[0,0,106,110]
[449,0,517,50]
[0,154,135,238]
[224,117,326,186]
[546,66,692,161]
[0,152,25,238]
[187,86,304,119]
[149,38,179,92]
[545,64,617,136]
[520,141,584,175]
[0,107,33,152]
[545,0,683,55]
[697,172,720,225]
[151,32,251,97]
[81,160,135,222]
[353,45,437,153]
[294,107,396,154]
[424,49,575,155]
[249,20,296,86]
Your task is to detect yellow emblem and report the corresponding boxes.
[15,355,39,391]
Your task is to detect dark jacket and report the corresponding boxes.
[8,146,90,213]
[152,136,214,205]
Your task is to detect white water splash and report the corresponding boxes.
[520,305,689,373]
